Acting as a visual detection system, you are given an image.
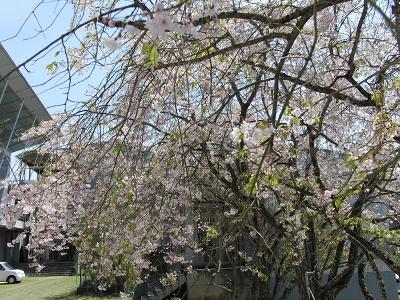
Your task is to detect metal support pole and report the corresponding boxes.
[5,101,24,151]
[0,79,9,105]
[305,271,316,300]
[0,101,24,168]
[18,114,38,183]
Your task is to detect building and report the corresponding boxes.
[134,152,399,300]
[0,43,51,264]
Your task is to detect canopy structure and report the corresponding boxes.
[0,43,51,153]
[16,149,51,175]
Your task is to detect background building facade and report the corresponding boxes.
[0,43,51,263]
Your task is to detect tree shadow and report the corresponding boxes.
[43,291,119,300]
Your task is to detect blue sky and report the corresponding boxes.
[0,1,75,114]
[0,1,92,175]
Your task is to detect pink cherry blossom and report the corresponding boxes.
[103,37,120,50]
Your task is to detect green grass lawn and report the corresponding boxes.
[0,276,121,300]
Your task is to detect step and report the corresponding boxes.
[13,262,76,276]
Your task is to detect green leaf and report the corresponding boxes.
[284,107,292,116]
[205,226,219,240]
[46,61,59,74]
[394,77,400,89]
[112,144,125,156]
[192,42,216,59]
[341,217,363,226]
[243,174,258,195]
[371,90,384,107]
[238,148,249,160]
[149,44,158,67]
[357,171,366,180]
[142,42,158,67]
[259,272,269,282]
[335,197,343,209]
[217,54,226,63]
[291,116,301,125]
[263,174,279,187]
[344,153,357,171]
[141,42,151,54]
[257,121,268,129]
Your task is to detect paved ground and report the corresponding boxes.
[0,276,120,300]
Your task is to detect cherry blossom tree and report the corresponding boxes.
[1,0,400,298]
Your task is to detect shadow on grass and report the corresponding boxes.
[43,291,119,300]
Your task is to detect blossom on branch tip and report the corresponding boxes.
[179,22,206,40]
[230,122,275,145]
[224,208,238,217]
[0,179,11,189]
[253,125,276,144]
[98,16,116,27]
[323,188,338,199]
[103,37,121,51]
[145,3,175,39]
[125,24,140,35]
[230,127,243,142]
[203,7,217,18]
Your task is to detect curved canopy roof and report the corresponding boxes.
[0,43,51,153]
